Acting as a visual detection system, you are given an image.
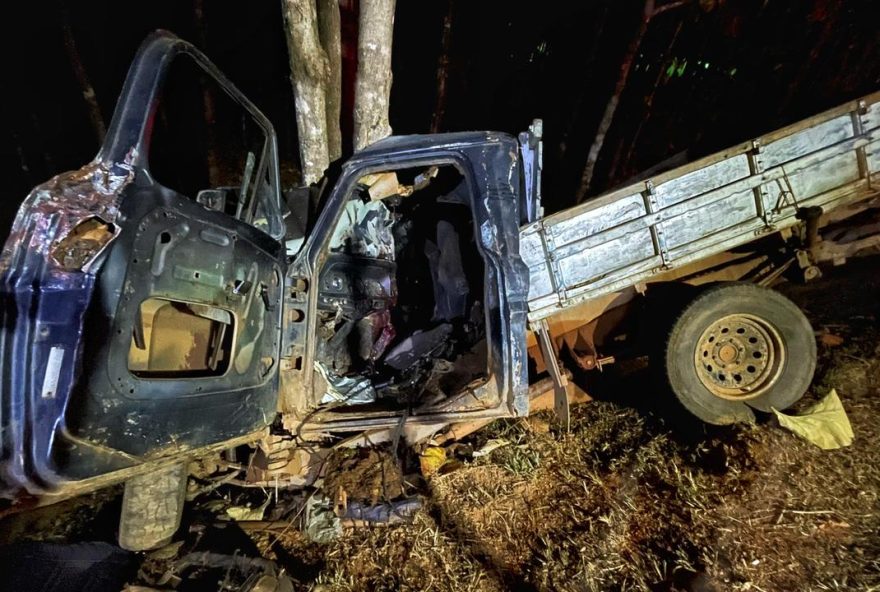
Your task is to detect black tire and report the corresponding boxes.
[663,283,816,425]
[118,462,187,551]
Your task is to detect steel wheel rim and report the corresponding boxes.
[693,313,785,401]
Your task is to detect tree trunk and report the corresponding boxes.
[317,0,343,161]
[353,0,396,150]
[283,0,331,184]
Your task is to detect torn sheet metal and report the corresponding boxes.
[0,158,133,276]
[383,323,454,371]
[50,217,118,271]
[315,361,377,405]
[0,157,134,496]
[328,199,395,259]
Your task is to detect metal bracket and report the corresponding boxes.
[540,224,569,303]
[535,319,570,431]
[643,180,672,268]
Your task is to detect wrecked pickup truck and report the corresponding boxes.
[2,31,879,550]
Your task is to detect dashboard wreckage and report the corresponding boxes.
[2,32,879,550]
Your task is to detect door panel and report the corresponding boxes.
[0,32,287,491]
[64,182,283,465]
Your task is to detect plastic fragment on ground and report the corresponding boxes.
[343,497,422,524]
[419,446,447,477]
[772,389,854,450]
[304,495,342,543]
[472,438,511,458]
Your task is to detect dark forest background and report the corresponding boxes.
[2,0,879,237]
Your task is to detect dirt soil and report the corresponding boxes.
[2,257,878,591]
[322,447,408,507]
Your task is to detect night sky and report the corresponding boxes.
[3,0,879,236]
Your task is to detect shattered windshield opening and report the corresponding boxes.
[314,164,488,412]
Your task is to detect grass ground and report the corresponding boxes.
[261,257,880,592]
[2,257,878,591]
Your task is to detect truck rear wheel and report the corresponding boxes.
[118,462,187,551]
[663,283,816,425]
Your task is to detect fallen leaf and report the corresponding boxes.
[819,332,845,347]
[225,496,271,521]
[772,389,854,450]
[525,417,551,434]
[148,540,184,560]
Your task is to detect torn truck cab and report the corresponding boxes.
[0,32,532,496]
[279,142,532,435]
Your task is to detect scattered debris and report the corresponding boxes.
[342,497,421,525]
[472,438,511,458]
[162,552,293,591]
[328,199,395,259]
[419,446,447,477]
[304,495,342,543]
[225,496,271,522]
[315,362,377,405]
[772,389,854,449]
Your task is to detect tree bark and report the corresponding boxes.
[317,0,343,161]
[353,0,396,150]
[575,0,688,203]
[283,0,331,184]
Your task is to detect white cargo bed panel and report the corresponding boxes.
[522,91,880,322]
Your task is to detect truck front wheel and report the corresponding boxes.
[663,283,816,425]
[118,462,188,551]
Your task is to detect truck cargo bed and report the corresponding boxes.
[521,92,880,322]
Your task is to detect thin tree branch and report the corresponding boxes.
[430,0,455,133]
[59,1,105,145]
[575,0,690,203]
